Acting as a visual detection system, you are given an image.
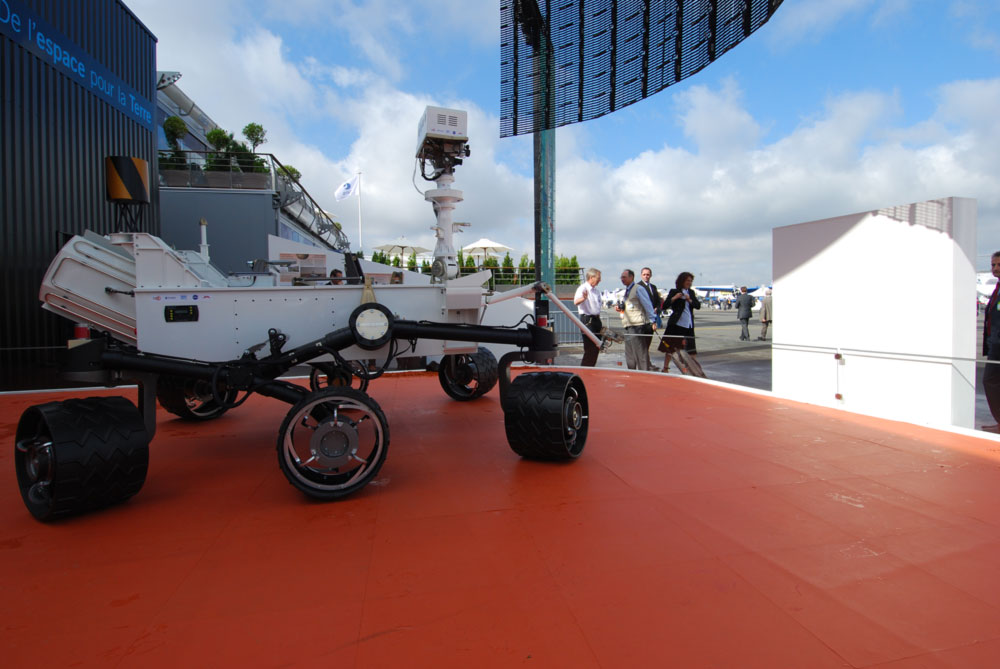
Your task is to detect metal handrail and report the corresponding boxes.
[156,150,351,251]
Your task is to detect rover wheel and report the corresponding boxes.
[157,375,236,421]
[14,396,149,521]
[277,388,389,500]
[503,372,589,460]
[438,346,498,401]
[308,361,369,393]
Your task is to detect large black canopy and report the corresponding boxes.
[500,0,784,137]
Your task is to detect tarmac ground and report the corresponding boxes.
[553,307,996,433]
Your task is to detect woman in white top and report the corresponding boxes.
[660,271,700,372]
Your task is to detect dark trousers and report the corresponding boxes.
[739,318,750,340]
[985,354,1000,424]
[581,315,602,367]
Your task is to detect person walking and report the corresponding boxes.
[574,268,603,367]
[983,252,1000,432]
[615,269,656,370]
[736,286,755,341]
[757,288,773,341]
[638,267,662,324]
[661,271,700,373]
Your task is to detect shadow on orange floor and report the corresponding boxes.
[2,368,1000,667]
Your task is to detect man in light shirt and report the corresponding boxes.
[615,268,657,370]
[574,268,603,366]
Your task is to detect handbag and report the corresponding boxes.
[657,334,683,354]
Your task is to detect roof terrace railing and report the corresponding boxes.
[157,150,350,251]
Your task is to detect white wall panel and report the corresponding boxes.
[772,197,977,428]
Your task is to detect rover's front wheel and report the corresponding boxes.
[438,347,498,400]
[503,372,588,460]
[277,388,389,500]
[15,396,149,521]
[308,361,369,393]
[157,376,236,420]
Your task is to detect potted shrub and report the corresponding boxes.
[204,127,235,188]
[159,115,191,186]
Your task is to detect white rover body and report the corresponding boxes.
[14,107,598,521]
[38,229,522,364]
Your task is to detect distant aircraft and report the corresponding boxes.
[693,285,738,301]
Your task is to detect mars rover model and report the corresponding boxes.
[14,107,601,521]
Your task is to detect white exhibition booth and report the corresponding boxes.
[772,197,977,429]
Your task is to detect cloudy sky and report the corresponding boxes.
[129,0,1000,286]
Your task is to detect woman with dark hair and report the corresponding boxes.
[660,271,700,373]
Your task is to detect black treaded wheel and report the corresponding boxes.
[14,396,149,521]
[157,375,236,421]
[277,387,389,500]
[308,361,369,394]
[503,372,589,460]
[438,346,499,400]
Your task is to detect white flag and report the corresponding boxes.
[334,175,359,201]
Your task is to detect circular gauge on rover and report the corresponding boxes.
[349,303,394,350]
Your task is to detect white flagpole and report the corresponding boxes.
[356,171,363,255]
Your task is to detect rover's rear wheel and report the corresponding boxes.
[157,376,236,420]
[438,347,498,400]
[308,361,369,393]
[14,396,149,521]
[277,388,389,500]
[503,372,588,460]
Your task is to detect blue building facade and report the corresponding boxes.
[1,0,158,389]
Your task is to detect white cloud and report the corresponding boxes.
[675,78,762,158]
[768,0,876,44]
[543,79,1000,285]
[256,0,497,81]
[765,0,921,45]
[132,0,1000,286]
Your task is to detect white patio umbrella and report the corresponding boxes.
[461,237,512,264]
[374,237,432,258]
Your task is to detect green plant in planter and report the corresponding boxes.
[243,122,268,153]
[500,251,514,283]
[205,127,235,172]
[278,164,302,182]
[160,115,189,170]
[483,255,500,289]
[230,140,257,173]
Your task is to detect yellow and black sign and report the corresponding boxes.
[105,156,149,203]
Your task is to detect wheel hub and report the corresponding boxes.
[185,380,215,409]
[16,437,55,505]
[563,385,585,438]
[308,419,359,470]
[452,361,475,386]
[565,398,583,433]
[17,438,53,484]
[328,369,352,387]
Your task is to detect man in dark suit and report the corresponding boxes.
[982,252,1000,431]
[639,267,661,323]
[638,268,661,366]
[736,286,755,341]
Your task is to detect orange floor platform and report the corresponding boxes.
[3,369,1000,667]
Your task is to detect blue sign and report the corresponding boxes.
[0,0,155,131]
